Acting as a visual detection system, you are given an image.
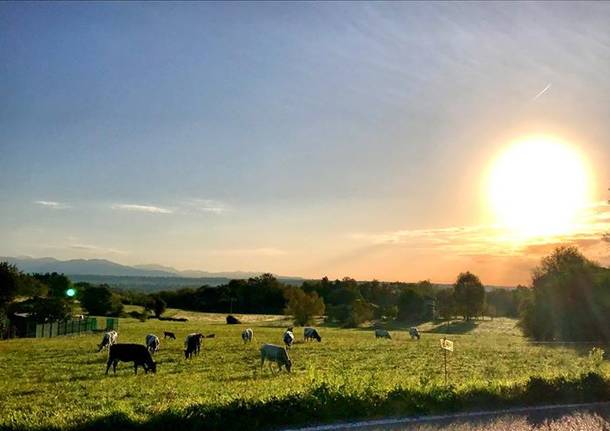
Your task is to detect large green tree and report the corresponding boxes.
[80,284,122,316]
[9,296,72,323]
[0,263,47,311]
[520,246,610,341]
[145,294,167,318]
[33,272,71,297]
[396,288,425,321]
[453,271,485,320]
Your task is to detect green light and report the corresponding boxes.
[66,288,76,297]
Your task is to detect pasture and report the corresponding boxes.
[0,311,609,430]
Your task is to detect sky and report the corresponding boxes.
[1,2,609,285]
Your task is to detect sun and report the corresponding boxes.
[487,137,592,239]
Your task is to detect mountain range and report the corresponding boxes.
[1,256,280,279]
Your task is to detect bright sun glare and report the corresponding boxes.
[488,137,591,239]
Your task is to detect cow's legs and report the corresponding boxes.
[112,360,118,374]
[105,358,112,374]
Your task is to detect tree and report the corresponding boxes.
[9,296,72,322]
[453,271,485,320]
[149,295,167,318]
[284,287,325,326]
[32,272,71,297]
[80,284,121,316]
[396,288,425,321]
[0,262,22,311]
[436,288,455,320]
[348,299,374,327]
[519,246,610,342]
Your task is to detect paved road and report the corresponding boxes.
[285,402,610,431]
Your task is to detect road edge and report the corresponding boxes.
[282,401,610,431]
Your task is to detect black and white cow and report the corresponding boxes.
[242,328,253,343]
[409,327,421,340]
[283,329,295,349]
[146,334,160,353]
[98,330,118,352]
[184,333,204,359]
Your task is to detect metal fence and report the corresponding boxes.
[35,318,98,338]
[1,317,119,339]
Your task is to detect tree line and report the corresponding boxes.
[2,245,609,341]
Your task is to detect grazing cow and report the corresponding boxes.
[145,334,160,354]
[184,333,204,359]
[105,343,156,375]
[260,343,292,372]
[409,327,421,340]
[98,330,118,352]
[242,328,253,343]
[375,328,392,339]
[283,329,295,349]
[163,331,176,340]
[304,327,321,342]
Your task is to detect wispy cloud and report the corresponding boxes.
[110,199,227,215]
[350,201,610,261]
[34,200,70,209]
[68,243,127,255]
[183,198,228,215]
[111,204,173,214]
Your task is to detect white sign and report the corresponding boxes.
[440,339,453,352]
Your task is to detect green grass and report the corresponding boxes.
[0,312,608,430]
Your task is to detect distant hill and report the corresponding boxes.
[1,256,510,291]
[0,256,300,281]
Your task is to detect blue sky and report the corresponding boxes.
[1,2,609,284]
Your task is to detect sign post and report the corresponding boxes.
[440,338,453,385]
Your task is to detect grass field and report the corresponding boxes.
[1,311,609,430]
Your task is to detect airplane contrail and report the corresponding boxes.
[532,83,552,101]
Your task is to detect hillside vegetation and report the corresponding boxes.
[1,313,608,430]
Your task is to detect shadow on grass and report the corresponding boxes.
[427,320,478,334]
[9,373,610,431]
